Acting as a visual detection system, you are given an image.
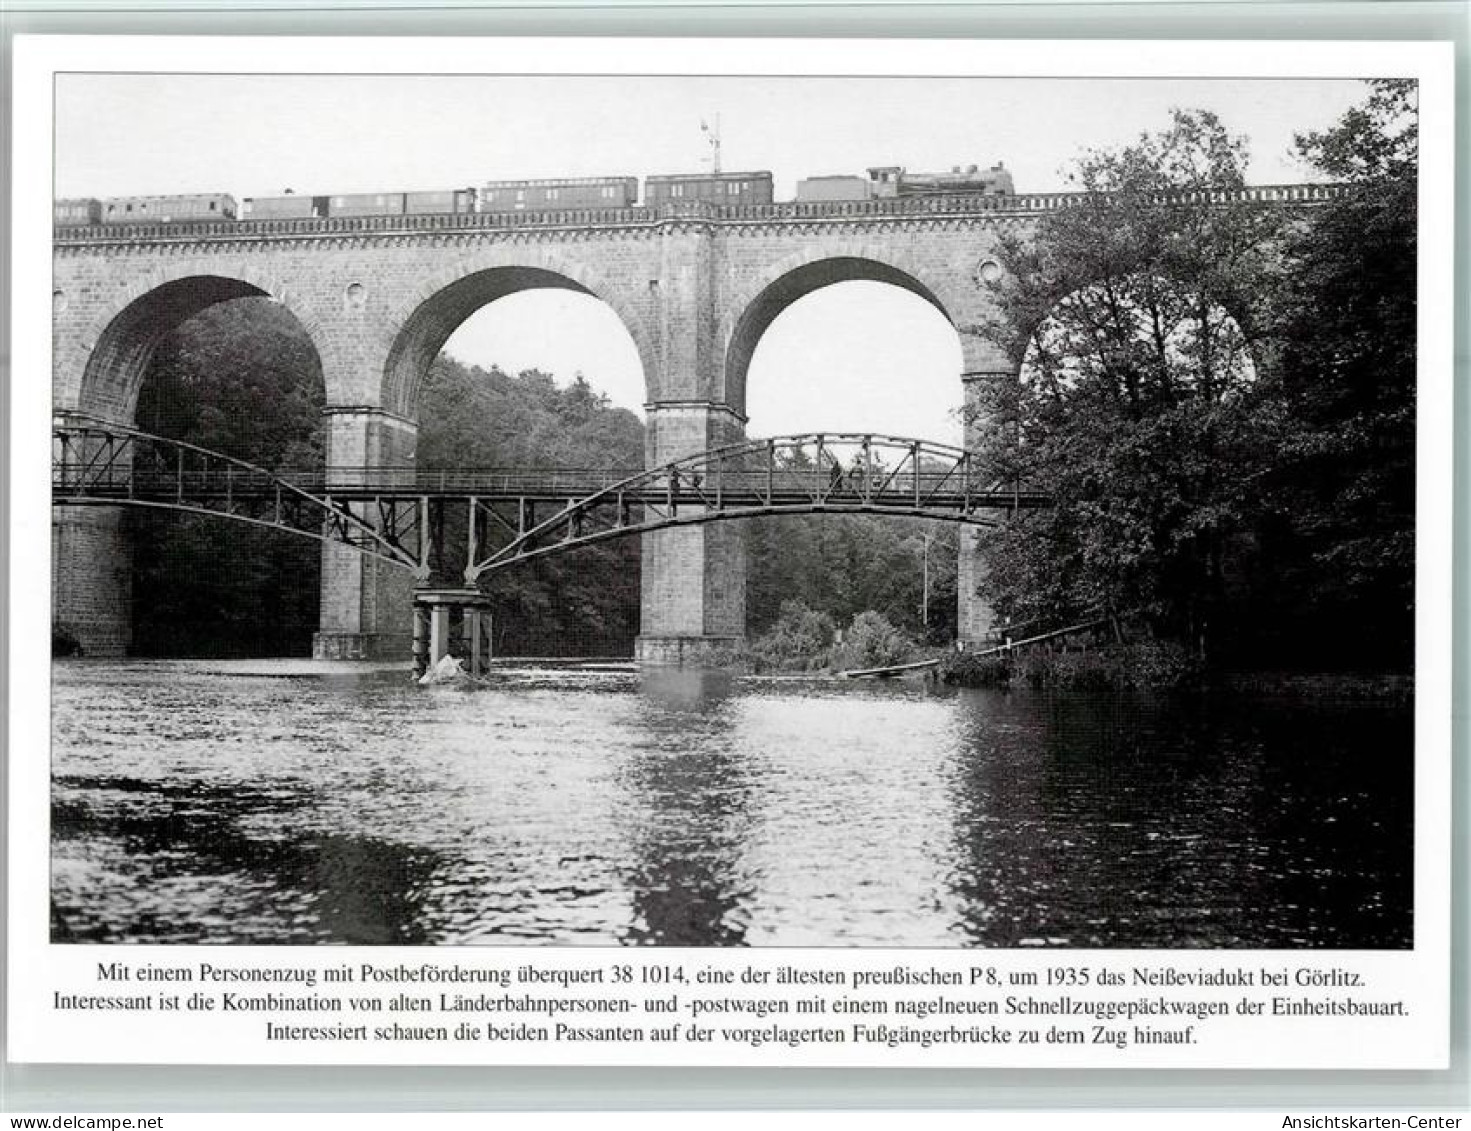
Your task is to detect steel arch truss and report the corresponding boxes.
[52,417,429,577]
[464,432,1050,581]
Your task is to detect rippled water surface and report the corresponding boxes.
[50,661,1412,947]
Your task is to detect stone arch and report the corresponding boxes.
[76,262,326,424]
[720,244,968,421]
[380,248,657,421]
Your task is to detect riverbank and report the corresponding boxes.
[51,653,1414,701]
[937,646,1411,702]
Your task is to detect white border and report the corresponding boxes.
[8,36,1456,1069]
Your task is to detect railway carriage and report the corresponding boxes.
[54,198,103,226]
[643,171,773,206]
[241,195,326,219]
[477,177,637,213]
[100,193,237,223]
[326,192,406,217]
[405,188,477,215]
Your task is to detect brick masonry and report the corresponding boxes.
[52,507,131,656]
[52,200,1044,656]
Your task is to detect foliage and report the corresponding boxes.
[747,599,836,671]
[417,362,643,472]
[972,91,1417,672]
[748,602,917,673]
[740,442,958,642]
[747,514,957,644]
[1015,640,1203,691]
[938,651,1011,687]
[1250,80,1417,669]
[131,298,324,657]
[973,110,1285,655]
[1295,79,1416,182]
[829,610,916,672]
[419,356,645,656]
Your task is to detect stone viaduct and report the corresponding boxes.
[51,186,1331,660]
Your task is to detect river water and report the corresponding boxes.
[49,660,1412,948]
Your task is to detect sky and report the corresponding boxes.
[56,73,1372,441]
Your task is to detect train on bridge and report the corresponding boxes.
[53,162,1015,227]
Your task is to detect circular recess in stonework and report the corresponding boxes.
[52,289,67,314]
[975,259,1004,286]
[344,282,367,311]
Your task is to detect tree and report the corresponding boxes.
[130,297,325,657]
[417,355,646,656]
[740,439,960,641]
[972,110,1287,657]
[1250,80,1417,669]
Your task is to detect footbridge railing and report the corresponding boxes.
[52,419,1051,583]
[461,432,1050,581]
[52,415,430,576]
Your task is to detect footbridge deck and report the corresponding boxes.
[53,418,1050,581]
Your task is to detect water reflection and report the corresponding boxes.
[52,773,441,943]
[49,661,1412,947]
[616,669,755,945]
[943,690,1411,947]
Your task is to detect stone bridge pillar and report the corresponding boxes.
[634,403,747,665]
[958,358,1016,648]
[312,406,418,660]
[633,218,748,665]
[51,304,132,654]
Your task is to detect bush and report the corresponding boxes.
[830,611,915,672]
[748,600,837,672]
[699,644,754,672]
[1021,640,1203,690]
[939,651,1012,687]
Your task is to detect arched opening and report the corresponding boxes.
[439,291,646,421]
[76,282,327,657]
[394,268,649,656]
[732,260,967,652]
[725,257,953,424]
[79,276,273,422]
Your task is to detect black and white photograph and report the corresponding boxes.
[42,51,1428,956]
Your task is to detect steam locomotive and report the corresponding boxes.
[795,164,1014,202]
[54,163,1012,227]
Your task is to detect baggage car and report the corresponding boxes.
[328,192,408,217]
[241,194,326,219]
[404,188,477,215]
[477,177,637,212]
[643,171,773,206]
[100,193,237,223]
